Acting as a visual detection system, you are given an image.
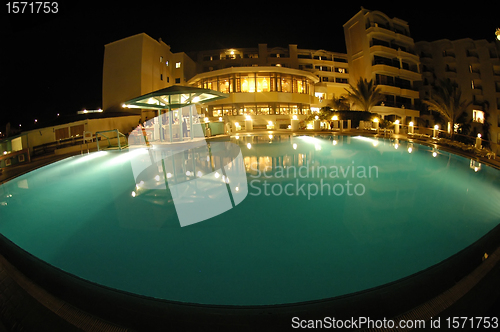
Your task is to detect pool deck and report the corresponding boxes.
[0,130,499,331]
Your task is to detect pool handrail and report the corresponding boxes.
[96,129,128,151]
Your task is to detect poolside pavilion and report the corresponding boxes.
[122,85,228,143]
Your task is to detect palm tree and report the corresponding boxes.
[345,78,385,112]
[422,78,471,140]
[331,96,351,111]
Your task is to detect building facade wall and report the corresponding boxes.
[102,34,145,112]
[101,8,500,140]
[192,45,351,113]
[343,9,421,122]
[188,67,319,127]
[102,33,196,116]
[416,38,500,144]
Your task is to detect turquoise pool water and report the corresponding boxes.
[1,135,500,305]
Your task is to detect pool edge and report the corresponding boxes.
[1,221,499,331]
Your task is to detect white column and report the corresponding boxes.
[291,115,299,131]
[245,116,253,131]
[168,109,173,142]
[189,105,194,140]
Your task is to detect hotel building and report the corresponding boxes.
[188,45,351,128]
[415,38,500,142]
[103,8,500,147]
[343,8,421,123]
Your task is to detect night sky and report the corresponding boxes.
[2,1,497,132]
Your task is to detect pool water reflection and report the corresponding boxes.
[0,134,499,305]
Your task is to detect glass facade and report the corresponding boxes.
[209,103,310,117]
[198,72,312,95]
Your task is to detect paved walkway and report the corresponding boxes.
[0,152,80,185]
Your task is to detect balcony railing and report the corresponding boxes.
[370,39,416,55]
[376,82,418,91]
[365,22,411,37]
[379,100,417,110]
[372,57,419,73]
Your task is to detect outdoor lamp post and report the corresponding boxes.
[373,117,379,131]
[476,133,482,149]
[409,121,414,134]
[394,120,400,134]
[433,124,439,138]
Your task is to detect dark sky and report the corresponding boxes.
[2,1,498,130]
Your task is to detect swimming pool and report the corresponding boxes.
[1,135,500,308]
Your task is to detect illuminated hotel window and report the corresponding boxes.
[204,77,217,91]
[256,74,270,92]
[219,76,231,93]
[212,107,222,117]
[315,92,325,103]
[473,110,485,123]
[257,105,270,115]
[294,78,306,93]
[198,73,311,95]
[281,75,291,93]
[279,104,290,115]
[244,105,256,115]
[241,75,255,93]
[223,106,233,116]
[175,62,181,68]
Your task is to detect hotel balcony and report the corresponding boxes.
[365,24,414,45]
[372,64,401,76]
[372,56,420,79]
[370,41,419,63]
[371,104,419,120]
[377,84,420,100]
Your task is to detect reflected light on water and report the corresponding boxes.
[72,151,108,164]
